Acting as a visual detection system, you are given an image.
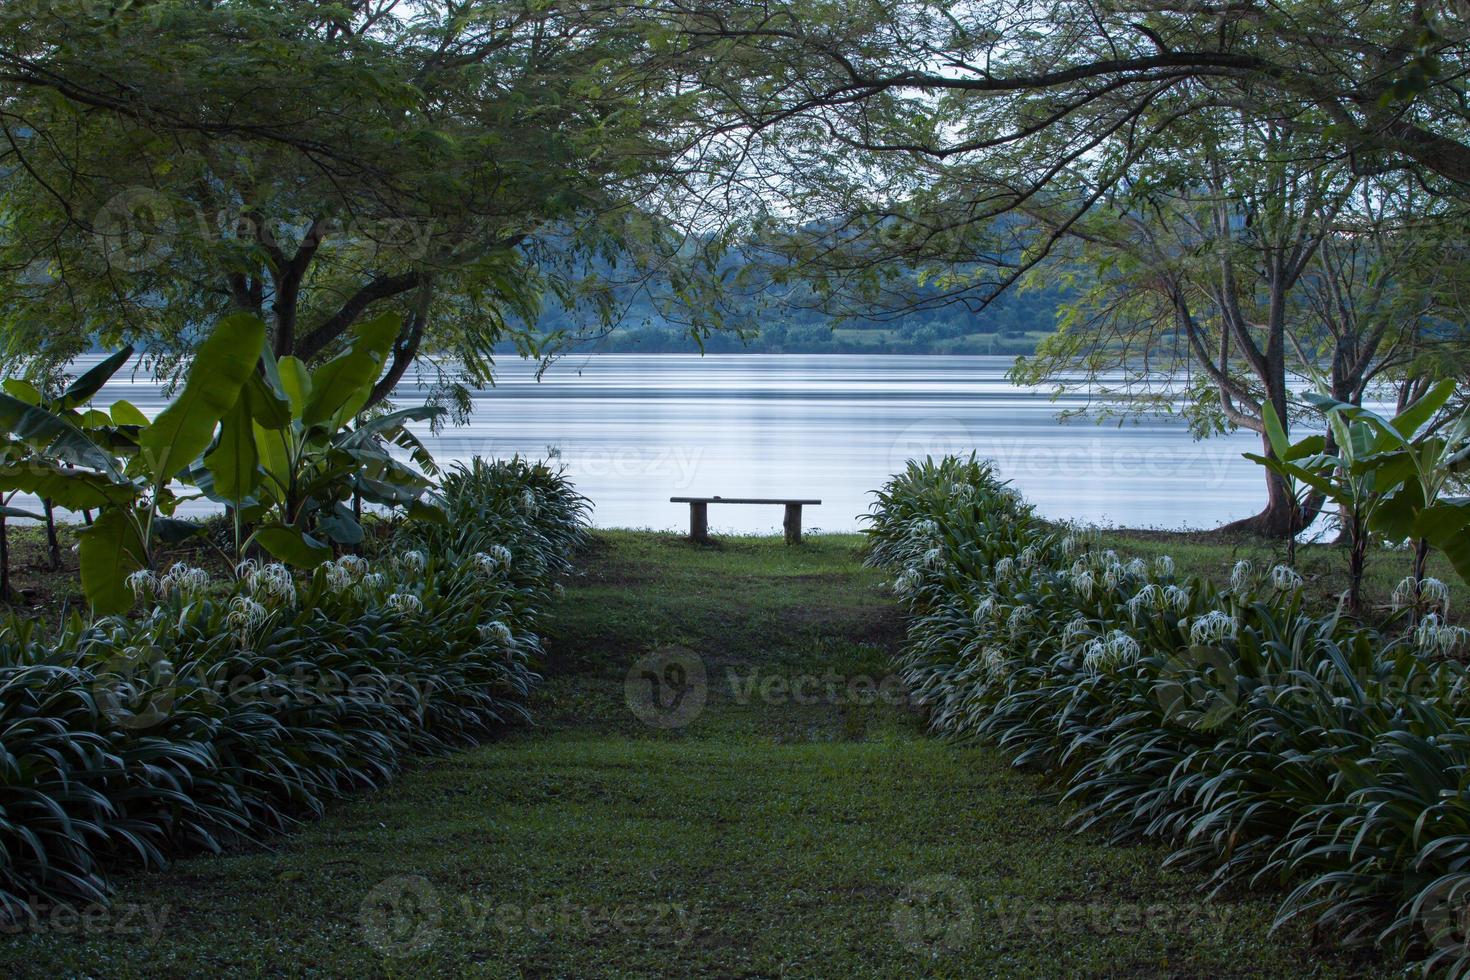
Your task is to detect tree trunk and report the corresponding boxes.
[1413,538,1431,584]
[43,499,60,570]
[0,516,11,602]
[1220,431,1300,538]
[1347,522,1369,617]
[1410,537,1432,626]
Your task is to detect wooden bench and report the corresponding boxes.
[670,496,822,545]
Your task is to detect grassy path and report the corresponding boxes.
[5,532,1380,977]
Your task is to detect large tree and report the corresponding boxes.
[671,0,1470,534]
[1009,122,1470,534]
[687,0,1470,207]
[0,0,731,409]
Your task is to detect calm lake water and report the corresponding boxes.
[59,352,1266,533]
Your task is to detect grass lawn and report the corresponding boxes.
[2,531,1390,977]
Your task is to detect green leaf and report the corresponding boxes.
[2,379,41,405]
[0,392,120,475]
[139,313,266,486]
[79,507,146,614]
[152,517,204,544]
[1391,378,1457,439]
[204,395,260,506]
[1262,402,1290,460]
[406,496,448,524]
[301,312,400,429]
[58,346,133,409]
[1414,499,1470,546]
[338,406,444,446]
[318,504,364,545]
[251,523,331,568]
[276,355,312,418]
[1438,527,1470,589]
[1370,488,1421,542]
[1242,453,1337,498]
[109,399,150,427]
[242,370,292,428]
[1285,434,1327,462]
[251,416,294,506]
[0,461,138,510]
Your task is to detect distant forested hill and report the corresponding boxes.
[526,273,1072,355]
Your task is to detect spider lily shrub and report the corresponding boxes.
[867,455,1470,974]
[409,456,591,612]
[0,455,589,923]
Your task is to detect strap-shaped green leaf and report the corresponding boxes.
[1390,377,1457,439]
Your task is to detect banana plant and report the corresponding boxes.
[0,346,143,566]
[1303,378,1470,592]
[0,310,446,611]
[194,311,447,567]
[1245,379,1470,614]
[1242,402,1326,567]
[0,314,266,612]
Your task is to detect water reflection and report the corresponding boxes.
[56,353,1268,533]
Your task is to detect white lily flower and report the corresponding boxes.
[1189,610,1236,645]
[126,569,158,599]
[1163,585,1191,613]
[480,620,514,645]
[386,592,423,615]
[1269,565,1303,592]
[972,595,995,627]
[1006,604,1034,634]
[1230,560,1254,592]
[1072,570,1094,599]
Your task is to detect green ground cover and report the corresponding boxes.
[1,531,1384,977]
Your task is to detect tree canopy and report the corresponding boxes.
[669,0,1470,532]
[0,0,737,412]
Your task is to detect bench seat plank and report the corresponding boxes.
[670,497,822,505]
[670,497,821,545]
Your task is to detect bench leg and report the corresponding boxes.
[689,501,709,542]
[783,503,802,545]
